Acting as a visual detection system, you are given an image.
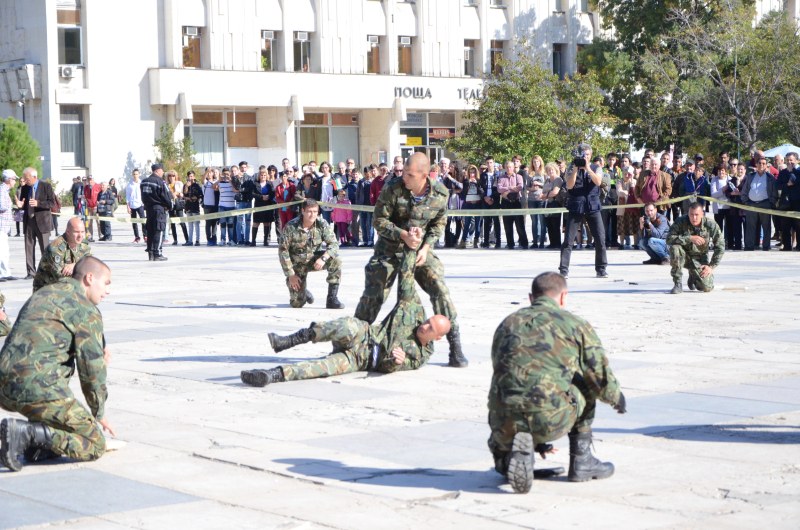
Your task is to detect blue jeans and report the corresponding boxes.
[218,205,236,243]
[639,237,668,260]
[461,202,483,242]
[359,211,373,245]
[235,201,251,244]
[528,199,546,244]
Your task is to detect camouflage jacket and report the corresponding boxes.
[0,278,107,418]
[278,216,339,277]
[33,235,92,292]
[488,297,622,413]
[666,215,725,267]
[372,176,448,254]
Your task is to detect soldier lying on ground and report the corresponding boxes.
[242,245,449,386]
[1,256,114,472]
[488,271,627,493]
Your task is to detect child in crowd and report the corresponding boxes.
[331,189,353,246]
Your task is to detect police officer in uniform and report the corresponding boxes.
[141,163,173,261]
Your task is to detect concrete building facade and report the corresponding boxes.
[0,0,600,191]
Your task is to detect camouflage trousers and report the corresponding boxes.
[487,383,595,473]
[281,317,372,381]
[354,249,458,332]
[669,245,714,292]
[0,389,105,461]
[286,254,343,308]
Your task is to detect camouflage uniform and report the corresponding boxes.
[355,176,458,330]
[278,215,341,308]
[666,215,725,292]
[487,297,622,471]
[32,235,92,292]
[0,278,107,461]
[283,249,429,380]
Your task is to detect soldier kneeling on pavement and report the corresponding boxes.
[488,272,626,494]
[666,202,725,294]
[243,247,448,386]
[279,199,344,309]
[1,256,115,472]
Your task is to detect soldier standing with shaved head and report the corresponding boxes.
[354,152,469,368]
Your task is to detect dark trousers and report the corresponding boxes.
[545,204,562,248]
[714,211,727,247]
[130,206,145,238]
[501,200,528,248]
[744,200,772,250]
[779,201,800,250]
[145,207,165,254]
[170,209,189,243]
[726,208,743,249]
[483,214,501,247]
[602,208,615,245]
[23,220,48,276]
[99,213,113,240]
[559,210,607,274]
[204,205,218,243]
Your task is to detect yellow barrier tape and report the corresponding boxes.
[55,194,800,223]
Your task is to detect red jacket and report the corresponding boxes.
[83,183,102,208]
[369,176,386,205]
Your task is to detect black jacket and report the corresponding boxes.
[141,175,173,210]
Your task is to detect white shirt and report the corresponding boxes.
[125,180,142,209]
[748,172,769,203]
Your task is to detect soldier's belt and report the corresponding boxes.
[57,195,800,223]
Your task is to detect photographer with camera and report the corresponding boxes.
[559,143,607,279]
[639,203,671,265]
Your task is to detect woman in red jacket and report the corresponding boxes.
[275,168,297,231]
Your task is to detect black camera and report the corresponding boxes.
[573,157,587,168]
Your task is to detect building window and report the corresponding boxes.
[490,40,504,75]
[398,36,413,75]
[60,105,85,168]
[367,35,381,74]
[294,32,311,72]
[57,3,82,65]
[182,26,202,68]
[464,40,476,77]
[297,113,359,168]
[261,30,275,71]
[553,43,565,79]
[489,0,506,7]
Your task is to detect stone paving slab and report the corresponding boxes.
[0,226,798,528]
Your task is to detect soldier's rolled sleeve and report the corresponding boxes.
[422,206,446,249]
[74,311,108,419]
[373,194,405,243]
[579,325,621,406]
[378,341,428,373]
[321,222,340,259]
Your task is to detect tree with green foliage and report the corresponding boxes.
[153,123,198,177]
[446,52,623,165]
[0,117,42,176]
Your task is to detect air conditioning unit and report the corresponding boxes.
[261,30,274,40]
[59,65,75,78]
[295,31,309,42]
[367,35,379,45]
[184,26,199,37]
[490,0,505,6]
[399,36,411,46]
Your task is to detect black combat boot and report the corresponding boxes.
[326,284,344,309]
[507,432,534,493]
[305,289,314,305]
[670,281,682,294]
[1,419,54,472]
[687,276,697,291]
[240,367,285,387]
[567,430,614,482]
[268,326,315,353]
[147,251,154,261]
[447,329,469,367]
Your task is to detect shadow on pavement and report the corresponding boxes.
[274,458,567,494]
[141,355,310,364]
[595,424,800,444]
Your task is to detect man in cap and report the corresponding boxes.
[140,164,173,261]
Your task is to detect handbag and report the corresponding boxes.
[174,198,186,211]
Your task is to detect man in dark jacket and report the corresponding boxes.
[19,168,56,279]
[140,164,173,261]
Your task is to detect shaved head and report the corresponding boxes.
[415,314,451,346]
[406,152,430,174]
